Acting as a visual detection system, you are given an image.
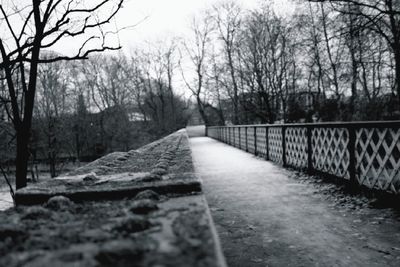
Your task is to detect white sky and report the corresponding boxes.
[46,0,295,97]
[48,0,295,56]
[94,0,295,96]
[113,0,295,52]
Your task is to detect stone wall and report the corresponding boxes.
[0,130,226,267]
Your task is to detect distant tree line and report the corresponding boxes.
[1,51,190,178]
[0,0,192,190]
[182,0,400,125]
[0,0,126,190]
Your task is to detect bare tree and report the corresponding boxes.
[212,1,243,124]
[181,12,215,126]
[34,54,70,177]
[0,0,124,189]
[81,54,132,152]
[313,0,400,109]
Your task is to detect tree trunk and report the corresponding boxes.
[75,131,81,161]
[49,152,56,178]
[15,127,30,189]
[226,47,239,125]
[395,49,400,108]
[348,5,358,119]
[196,97,208,126]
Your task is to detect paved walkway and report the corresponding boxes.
[190,137,400,267]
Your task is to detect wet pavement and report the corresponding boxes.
[190,137,400,267]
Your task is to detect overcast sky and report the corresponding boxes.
[48,0,295,56]
[112,0,295,52]
[47,0,295,96]
[83,0,294,96]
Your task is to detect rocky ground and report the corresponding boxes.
[15,130,200,205]
[0,130,225,267]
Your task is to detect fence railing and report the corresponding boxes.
[207,121,400,194]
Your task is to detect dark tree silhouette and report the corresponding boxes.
[0,0,124,189]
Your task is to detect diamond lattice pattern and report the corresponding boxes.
[234,128,240,148]
[247,127,255,153]
[228,128,233,145]
[356,128,400,193]
[269,127,283,164]
[286,127,308,169]
[256,127,267,157]
[240,128,246,149]
[312,128,350,179]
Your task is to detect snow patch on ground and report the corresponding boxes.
[56,172,151,183]
[0,190,13,211]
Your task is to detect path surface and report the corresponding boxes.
[190,137,400,267]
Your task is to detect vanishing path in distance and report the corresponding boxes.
[189,136,400,267]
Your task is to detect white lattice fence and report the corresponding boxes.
[312,127,350,179]
[240,127,246,149]
[268,127,283,164]
[247,127,256,153]
[229,128,233,145]
[256,127,267,157]
[228,127,235,146]
[208,128,217,139]
[207,122,400,194]
[234,128,240,148]
[356,127,400,193]
[285,127,308,169]
[217,128,222,141]
[223,127,228,143]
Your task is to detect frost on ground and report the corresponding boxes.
[15,130,199,204]
[0,190,13,211]
[68,129,194,176]
[0,131,225,267]
[191,137,400,267]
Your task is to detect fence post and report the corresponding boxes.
[228,127,231,145]
[348,126,357,189]
[282,126,287,167]
[238,127,241,149]
[266,126,269,160]
[307,126,313,174]
[231,127,233,145]
[223,127,226,142]
[245,126,248,152]
[254,126,257,155]
[232,127,234,146]
[306,126,313,174]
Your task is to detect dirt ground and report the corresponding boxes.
[190,137,400,267]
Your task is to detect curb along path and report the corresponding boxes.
[190,137,400,267]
